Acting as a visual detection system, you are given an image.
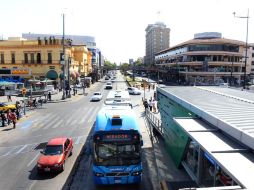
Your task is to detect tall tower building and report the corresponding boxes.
[145,22,170,65]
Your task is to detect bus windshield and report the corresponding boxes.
[94,143,141,166]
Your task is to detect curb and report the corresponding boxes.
[61,137,88,190]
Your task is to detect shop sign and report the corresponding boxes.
[0,77,23,83]
[12,69,30,75]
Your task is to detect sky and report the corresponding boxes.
[1,0,254,64]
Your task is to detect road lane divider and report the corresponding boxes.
[27,152,40,167]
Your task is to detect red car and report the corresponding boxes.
[37,137,73,173]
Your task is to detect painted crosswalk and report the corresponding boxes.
[18,106,100,131]
[0,135,88,159]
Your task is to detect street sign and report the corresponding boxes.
[60,61,65,65]
[21,88,27,95]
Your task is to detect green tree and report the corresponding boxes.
[119,63,129,72]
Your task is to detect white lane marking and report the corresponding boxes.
[16,145,28,154]
[75,136,82,145]
[27,152,40,167]
[66,109,80,125]
[52,120,63,128]
[88,107,100,123]
[1,148,16,157]
[42,116,59,130]
[78,107,93,124]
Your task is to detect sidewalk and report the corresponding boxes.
[145,108,194,190]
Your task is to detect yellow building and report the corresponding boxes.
[0,37,92,83]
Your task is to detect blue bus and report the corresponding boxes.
[93,106,143,185]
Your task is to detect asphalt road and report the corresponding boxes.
[63,72,160,190]
[0,71,159,190]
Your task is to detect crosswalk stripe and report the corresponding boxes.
[42,116,60,130]
[52,120,63,128]
[78,107,93,124]
[65,109,81,125]
[88,107,100,123]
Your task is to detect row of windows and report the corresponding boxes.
[155,44,240,60]
[0,52,63,64]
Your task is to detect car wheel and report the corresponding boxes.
[61,162,65,172]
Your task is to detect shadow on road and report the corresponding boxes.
[1,128,13,131]
[28,165,59,181]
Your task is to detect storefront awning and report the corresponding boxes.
[46,70,58,80]
[174,118,254,189]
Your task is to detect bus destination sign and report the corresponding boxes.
[103,134,132,141]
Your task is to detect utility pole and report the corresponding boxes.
[233,9,249,89]
[62,13,66,100]
[67,57,71,98]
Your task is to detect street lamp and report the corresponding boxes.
[233,9,249,89]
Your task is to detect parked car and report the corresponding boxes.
[37,137,73,173]
[0,102,16,112]
[105,82,113,89]
[127,87,141,95]
[90,92,103,101]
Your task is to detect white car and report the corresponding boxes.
[127,87,141,95]
[90,92,103,101]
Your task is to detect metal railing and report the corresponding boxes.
[145,109,163,136]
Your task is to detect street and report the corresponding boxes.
[0,72,159,190]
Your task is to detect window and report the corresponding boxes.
[31,53,34,63]
[0,53,4,64]
[60,52,64,61]
[64,139,70,150]
[11,53,15,64]
[37,53,41,63]
[48,52,52,64]
[111,118,122,126]
[24,53,28,63]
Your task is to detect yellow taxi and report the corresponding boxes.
[0,102,16,112]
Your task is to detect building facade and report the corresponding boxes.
[155,32,252,86]
[145,22,170,66]
[0,37,90,84]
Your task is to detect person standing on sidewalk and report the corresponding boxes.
[0,111,7,127]
[7,109,17,129]
[149,99,153,111]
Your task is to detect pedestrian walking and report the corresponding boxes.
[7,109,17,129]
[143,99,148,110]
[0,111,6,127]
[48,92,52,101]
[149,99,153,111]
[7,95,12,102]
[152,99,157,113]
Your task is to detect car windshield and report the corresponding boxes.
[44,145,63,155]
[94,143,141,166]
[94,93,100,95]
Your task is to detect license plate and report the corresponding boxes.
[44,168,50,172]
[114,179,121,184]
